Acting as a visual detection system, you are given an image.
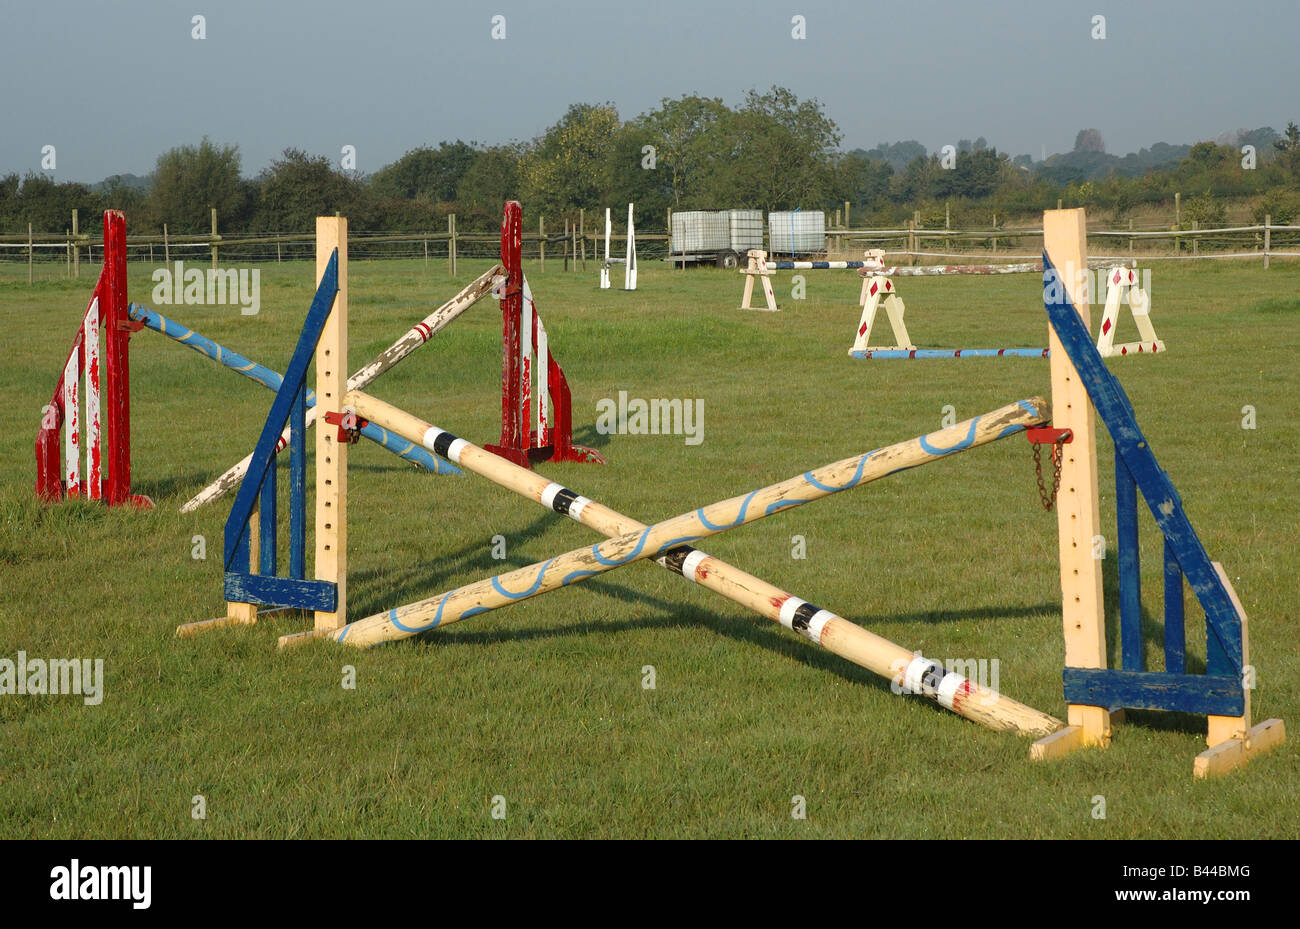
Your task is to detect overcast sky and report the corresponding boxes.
[2,0,1297,182]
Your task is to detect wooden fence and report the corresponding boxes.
[3,207,1297,283]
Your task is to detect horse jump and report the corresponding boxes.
[185,207,1280,779]
[600,203,637,290]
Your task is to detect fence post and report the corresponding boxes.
[563,218,570,271]
[1263,214,1271,270]
[539,216,545,272]
[1129,218,1134,258]
[1192,220,1199,256]
[449,213,457,276]
[163,224,170,265]
[211,208,219,270]
[1176,194,1183,256]
[72,209,80,279]
[667,208,674,269]
[992,212,997,254]
[580,208,586,270]
[28,223,33,285]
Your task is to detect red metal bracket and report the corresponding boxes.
[1026,427,1073,445]
[323,410,367,444]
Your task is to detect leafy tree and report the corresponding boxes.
[252,148,363,231]
[893,154,942,203]
[96,175,149,217]
[0,174,105,234]
[455,144,522,216]
[603,123,673,220]
[147,138,246,233]
[1074,129,1105,153]
[860,140,927,173]
[1182,189,1226,227]
[519,103,622,214]
[1187,140,1233,169]
[371,141,477,203]
[1274,122,1300,179]
[943,148,1004,198]
[832,151,893,212]
[1251,189,1300,225]
[639,94,731,206]
[717,86,842,209]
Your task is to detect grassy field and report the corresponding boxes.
[1,250,1297,839]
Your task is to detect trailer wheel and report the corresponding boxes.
[716,250,740,269]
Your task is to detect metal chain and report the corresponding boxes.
[1032,441,1066,510]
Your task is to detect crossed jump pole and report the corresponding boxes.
[285,388,1061,736]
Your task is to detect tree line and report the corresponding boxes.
[3,87,1298,237]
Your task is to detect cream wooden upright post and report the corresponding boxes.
[1031,208,1111,762]
[315,217,348,632]
[739,250,778,311]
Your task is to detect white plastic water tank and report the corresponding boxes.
[768,211,826,255]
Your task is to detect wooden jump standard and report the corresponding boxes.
[35,211,152,508]
[1035,208,1281,777]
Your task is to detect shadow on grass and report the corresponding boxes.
[570,423,611,452]
[379,568,1072,724]
[133,461,460,510]
[132,471,221,503]
[348,509,561,616]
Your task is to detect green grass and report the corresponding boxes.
[1,254,1297,838]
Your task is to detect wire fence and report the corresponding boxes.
[0,228,674,281]
[2,220,1296,283]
